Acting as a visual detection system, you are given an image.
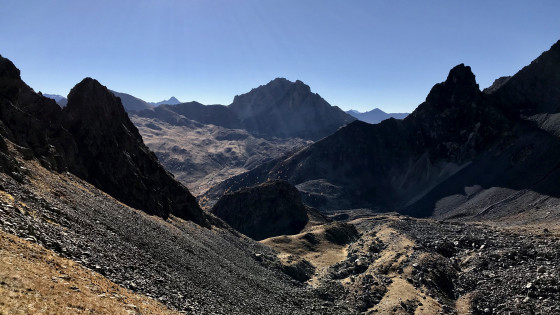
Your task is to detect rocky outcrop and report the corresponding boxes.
[491,39,560,114]
[0,55,208,226]
[211,180,310,240]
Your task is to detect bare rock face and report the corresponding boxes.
[62,78,208,225]
[491,39,560,114]
[211,180,309,240]
[0,56,208,226]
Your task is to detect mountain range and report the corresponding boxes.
[0,54,358,314]
[127,78,355,194]
[1,39,560,314]
[346,108,408,124]
[42,93,67,107]
[135,78,356,141]
[204,40,560,227]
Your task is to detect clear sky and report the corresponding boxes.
[1,1,559,112]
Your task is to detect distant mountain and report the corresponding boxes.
[346,108,408,124]
[150,96,181,106]
[136,78,356,140]
[229,78,356,140]
[109,90,153,112]
[131,78,352,194]
[43,93,67,107]
[204,40,560,224]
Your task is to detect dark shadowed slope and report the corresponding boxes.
[63,79,207,224]
[211,180,312,240]
[0,55,207,225]
[205,40,560,223]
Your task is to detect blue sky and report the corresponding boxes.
[1,1,559,112]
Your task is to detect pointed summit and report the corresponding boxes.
[65,78,129,128]
[445,64,477,87]
[63,78,208,225]
[425,64,480,106]
[168,96,180,103]
[229,78,355,139]
[151,96,181,106]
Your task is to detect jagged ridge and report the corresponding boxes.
[0,58,208,226]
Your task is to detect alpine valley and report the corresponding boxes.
[1,40,559,315]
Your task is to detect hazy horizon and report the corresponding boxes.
[2,1,559,112]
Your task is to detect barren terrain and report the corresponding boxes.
[132,116,310,196]
[0,141,354,314]
[264,211,560,314]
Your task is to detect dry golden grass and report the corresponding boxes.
[455,292,475,315]
[263,214,446,314]
[357,224,440,314]
[261,224,349,270]
[0,230,178,315]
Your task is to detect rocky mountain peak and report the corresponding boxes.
[60,77,209,225]
[425,64,480,107]
[229,78,355,139]
[65,78,129,126]
[446,64,477,87]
